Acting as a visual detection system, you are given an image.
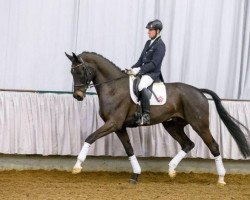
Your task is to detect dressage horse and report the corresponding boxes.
[65,52,250,185]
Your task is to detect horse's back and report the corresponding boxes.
[165,82,207,99]
[165,82,209,118]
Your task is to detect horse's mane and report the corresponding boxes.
[81,51,122,71]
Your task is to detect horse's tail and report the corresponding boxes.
[200,88,250,158]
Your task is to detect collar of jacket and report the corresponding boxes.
[146,36,161,51]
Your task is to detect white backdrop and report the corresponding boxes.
[0,0,250,99]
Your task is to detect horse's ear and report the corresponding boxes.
[65,52,74,62]
[72,52,80,62]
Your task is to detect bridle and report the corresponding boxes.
[72,58,127,89]
[72,59,93,89]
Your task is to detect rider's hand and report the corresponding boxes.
[124,68,140,75]
[131,67,140,75]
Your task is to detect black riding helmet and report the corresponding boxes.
[146,19,163,31]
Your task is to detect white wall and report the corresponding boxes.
[0,0,249,99]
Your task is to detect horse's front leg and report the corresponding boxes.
[115,128,141,184]
[72,120,118,174]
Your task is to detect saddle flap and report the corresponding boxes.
[133,77,141,98]
[130,76,167,105]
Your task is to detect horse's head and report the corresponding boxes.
[65,52,93,101]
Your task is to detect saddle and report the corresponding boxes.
[129,76,167,105]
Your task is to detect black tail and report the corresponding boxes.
[200,89,250,158]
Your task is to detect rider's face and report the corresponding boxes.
[147,29,158,39]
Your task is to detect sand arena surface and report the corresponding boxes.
[0,170,249,200]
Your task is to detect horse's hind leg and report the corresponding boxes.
[162,118,194,178]
[190,120,226,186]
[115,128,141,184]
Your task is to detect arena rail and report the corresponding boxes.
[1,88,249,102]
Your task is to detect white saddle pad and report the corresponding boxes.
[129,76,167,105]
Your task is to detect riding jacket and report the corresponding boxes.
[132,36,166,82]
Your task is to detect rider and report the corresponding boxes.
[130,19,166,125]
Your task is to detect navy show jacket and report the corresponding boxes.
[132,36,166,82]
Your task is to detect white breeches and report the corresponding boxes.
[138,75,154,91]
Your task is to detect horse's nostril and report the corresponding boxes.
[73,93,79,99]
[73,91,84,101]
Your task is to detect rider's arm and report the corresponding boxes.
[131,54,143,68]
[131,40,150,68]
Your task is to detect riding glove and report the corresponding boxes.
[131,67,141,75]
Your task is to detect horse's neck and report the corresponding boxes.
[83,53,125,94]
[84,54,123,84]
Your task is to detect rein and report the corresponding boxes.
[88,75,127,88]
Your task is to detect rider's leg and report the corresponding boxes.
[138,75,153,125]
[140,88,151,125]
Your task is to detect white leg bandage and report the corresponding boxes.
[72,142,91,174]
[215,155,226,177]
[129,155,141,174]
[77,142,91,163]
[169,150,187,172]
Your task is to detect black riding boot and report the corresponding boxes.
[140,88,151,125]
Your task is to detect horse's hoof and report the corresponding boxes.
[129,179,137,184]
[217,181,226,187]
[169,173,176,179]
[72,167,82,174]
[169,171,176,179]
[217,176,226,186]
[129,173,139,184]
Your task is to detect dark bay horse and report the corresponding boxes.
[65,52,250,185]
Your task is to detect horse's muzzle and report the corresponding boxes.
[73,90,85,101]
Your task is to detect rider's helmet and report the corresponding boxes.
[146,19,163,31]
